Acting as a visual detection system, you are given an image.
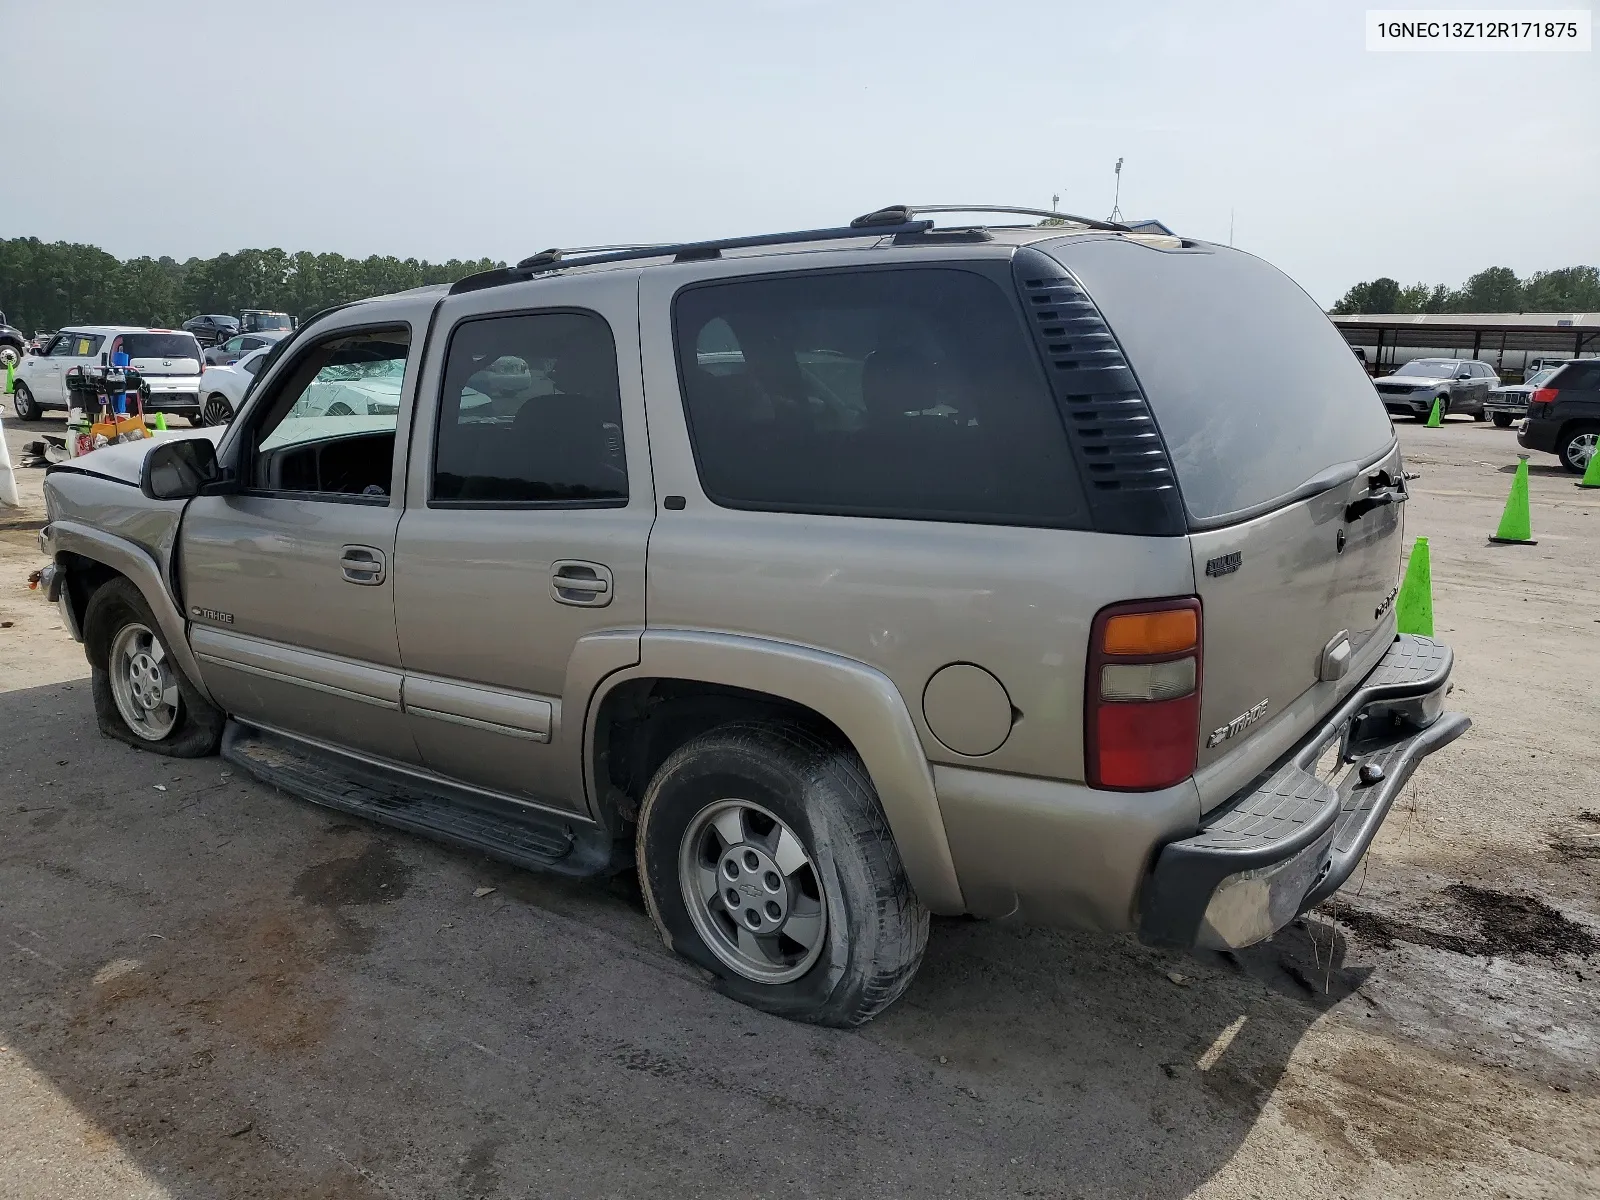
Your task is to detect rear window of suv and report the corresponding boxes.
[1043,238,1396,524]
[119,333,201,361]
[672,267,1086,527]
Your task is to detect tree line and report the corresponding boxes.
[1331,264,1600,315]
[0,238,506,335]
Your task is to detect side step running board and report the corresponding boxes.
[222,721,617,878]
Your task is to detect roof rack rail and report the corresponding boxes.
[450,218,934,295]
[852,204,1130,233]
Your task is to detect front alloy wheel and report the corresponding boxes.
[108,621,180,740]
[679,799,828,985]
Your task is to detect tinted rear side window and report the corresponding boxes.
[1043,238,1395,524]
[673,268,1085,526]
[432,311,626,505]
[1550,361,1600,391]
[120,333,201,361]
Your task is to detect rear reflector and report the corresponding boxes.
[1094,694,1202,790]
[1086,597,1202,791]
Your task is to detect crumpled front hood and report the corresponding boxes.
[46,427,223,487]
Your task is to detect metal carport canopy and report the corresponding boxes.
[1334,312,1600,358]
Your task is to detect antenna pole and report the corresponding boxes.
[1109,158,1124,224]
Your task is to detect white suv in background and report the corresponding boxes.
[9,327,206,423]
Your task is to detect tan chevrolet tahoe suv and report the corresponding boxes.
[37,205,1468,1026]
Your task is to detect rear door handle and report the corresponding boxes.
[341,544,386,585]
[552,560,613,607]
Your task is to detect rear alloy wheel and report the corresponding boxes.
[1557,426,1599,476]
[202,392,234,426]
[1492,412,1513,428]
[10,381,40,421]
[0,344,20,371]
[637,721,928,1027]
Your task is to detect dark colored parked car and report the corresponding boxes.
[1520,360,1600,474]
[204,330,289,365]
[0,311,29,370]
[183,314,241,347]
[1485,367,1559,428]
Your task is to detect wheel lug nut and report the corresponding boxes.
[743,850,760,871]
[764,871,781,892]
[765,901,781,920]
[725,889,740,909]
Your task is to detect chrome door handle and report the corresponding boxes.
[551,560,613,607]
[341,544,386,585]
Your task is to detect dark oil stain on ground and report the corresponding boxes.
[1338,883,1600,961]
[292,841,412,908]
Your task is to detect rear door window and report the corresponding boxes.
[672,267,1085,526]
[1044,238,1396,524]
[431,311,626,505]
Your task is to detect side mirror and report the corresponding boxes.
[141,437,222,501]
[1456,371,1471,380]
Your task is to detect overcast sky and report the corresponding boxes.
[1,0,1595,306]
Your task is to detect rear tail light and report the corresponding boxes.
[1529,387,1558,411]
[1087,598,1202,791]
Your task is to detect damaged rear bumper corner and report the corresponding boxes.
[1138,634,1470,951]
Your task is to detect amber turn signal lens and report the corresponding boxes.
[1101,608,1198,656]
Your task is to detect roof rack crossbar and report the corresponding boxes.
[853,203,1130,233]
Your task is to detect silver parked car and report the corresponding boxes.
[1373,358,1498,421]
[37,205,1468,1026]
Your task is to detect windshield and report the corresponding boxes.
[118,333,201,361]
[1525,368,1557,388]
[244,313,293,331]
[1395,360,1458,378]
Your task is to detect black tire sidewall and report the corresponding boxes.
[637,726,911,1025]
[84,578,224,758]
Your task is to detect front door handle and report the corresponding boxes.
[341,544,386,585]
[552,560,613,607]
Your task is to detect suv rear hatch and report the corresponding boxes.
[1040,237,1404,806]
[118,332,203,383]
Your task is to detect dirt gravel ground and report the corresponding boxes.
[1,412,1597,1199]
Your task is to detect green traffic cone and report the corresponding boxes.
[4,361,13,396]
[1395,537,1433,637]
[1489,455,1537,545]
[151,411,167,431]
[1424,397,1442,428]
[1578,444,1600,489]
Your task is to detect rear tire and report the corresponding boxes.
[11,381,40,421]
[1557,424,1599,476]
[636,721,928,1027]
[1492,412,1513,428]
[0,343,20,371]
[84,578,224,758]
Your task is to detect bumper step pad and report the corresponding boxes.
[222,722,616,878]
[1140,634,1470,949]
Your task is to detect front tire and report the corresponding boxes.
[1557,425,1599,476]
[84,578,224,758]
[1492,412,1513,428]
[636,722,928,1027]
[11,381,40,421]
[0,344,20,371]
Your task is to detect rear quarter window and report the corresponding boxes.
[120,333,202,361]
[672,267,1087,527]
[1550,362,1600,391]
[1042,238,1396,524]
